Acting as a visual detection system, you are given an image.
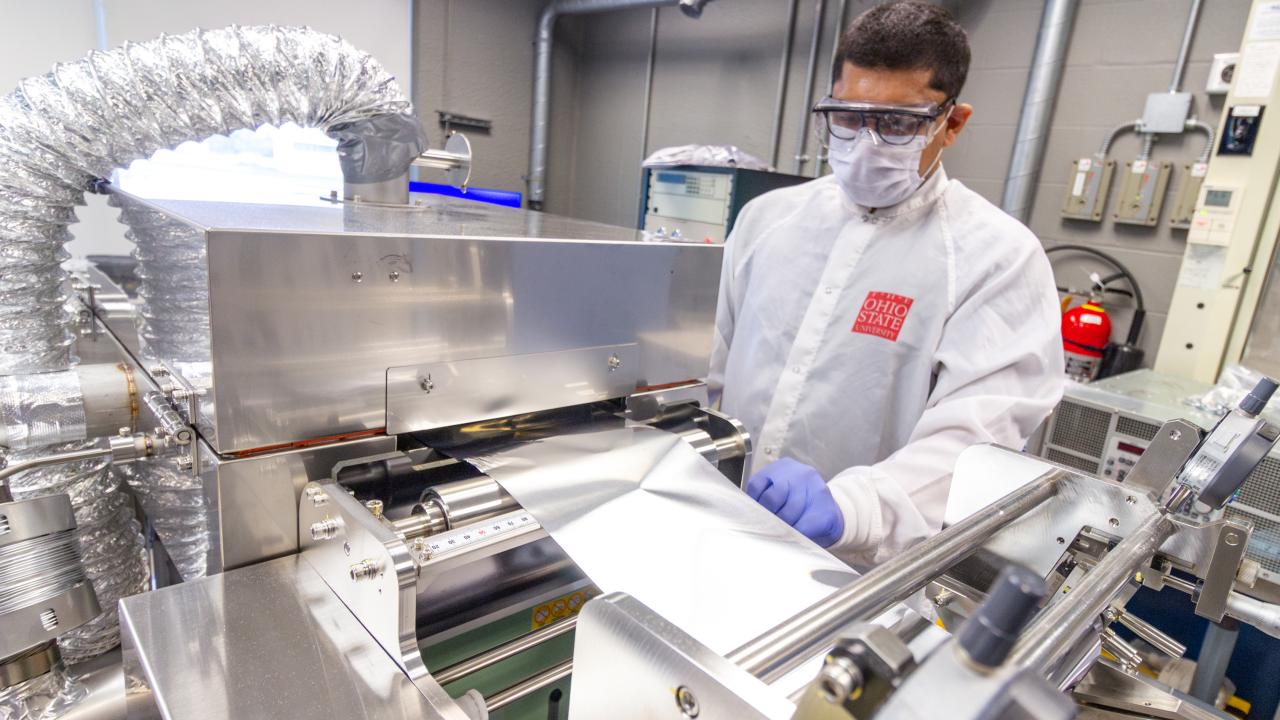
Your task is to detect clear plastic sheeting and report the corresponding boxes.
[0,371,86,450]
[8,451,147,663]
[642,144,771,170]
[118,458,209,580]
[0,665,86,720]
[454,423,856,656]
[1185,364,1280,424]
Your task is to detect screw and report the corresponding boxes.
[411,537,432,561]
[1056,536,1066,545]
[310,517,340,541]
[1126,495,1137,505]
[1170,429,1183,441]
[817,655,862,704]
[365,499,384,517]
[351,271,363,283]
[349,558,383,582]
[1225,532,1241,547]
[608,354,622,371]
[419,375,434,393]
[343,541,352,556]
[1109,517,1120,528]
[675,686,699,718]
[389,270,400,282]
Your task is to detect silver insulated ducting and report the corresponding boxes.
[0,25,419,660]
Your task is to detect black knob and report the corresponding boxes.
[957,563,1047,667]
[1240,377,1279,417]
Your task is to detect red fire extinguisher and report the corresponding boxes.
[1062,301,1111,382]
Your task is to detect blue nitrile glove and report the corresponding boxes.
[746,457,844,548]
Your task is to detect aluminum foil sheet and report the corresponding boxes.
[0,664,86,720]
[455,424,857,656]
[0,371,87,450]
[642,144,771,171]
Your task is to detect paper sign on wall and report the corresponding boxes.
[1177,244,1228,291]
[1237,41,1280,98]
[1251,1,1280,41]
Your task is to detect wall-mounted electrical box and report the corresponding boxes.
[1207,52,1240,95]
[1170,162,1210,229]
[1113,159,1173,226]
[1061,156,1115,221]
[638,166,808,244]
[1187,184,1243,246]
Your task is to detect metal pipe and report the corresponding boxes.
[1186,119,1216,164]
[423,475,518,530]
[1097,120,1141,157]
[639,8,659,160]
[1169,0,1203,93]
[728,469,1067,683]
[793,0,826,175]
[1226,591,1280,639]
[0,446,112,485]
[1000,0,1078,223]
[1112,608,1187,658]
[769,0,800,169]
[436,617,578,685]
[812,0,849,176]
[485,660,573,712]
[527,0,710,210]
[1189,620,1237,702]
[1008,512,1175,676]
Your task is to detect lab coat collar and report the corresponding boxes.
[839,166,950,220]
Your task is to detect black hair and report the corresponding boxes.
[833,1,971,100]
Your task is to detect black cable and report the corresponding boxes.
[1045,244,1146,346]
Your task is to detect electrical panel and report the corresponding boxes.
[1061,156,1115,222]
[1113,159,1172,226]
[1169,162,1210,229]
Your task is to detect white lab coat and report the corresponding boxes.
[709,168,1064,566]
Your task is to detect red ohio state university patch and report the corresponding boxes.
[852,291,914,342]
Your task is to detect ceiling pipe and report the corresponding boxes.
[1000,0,1078,223]
[527,0,713,210]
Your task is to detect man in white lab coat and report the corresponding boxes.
[709,1,1064,566]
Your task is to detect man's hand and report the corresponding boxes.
[746,458,844,548]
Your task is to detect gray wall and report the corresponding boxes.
[1027,0,1250,364]
[539,0,1250,366]
[412,0,583,209]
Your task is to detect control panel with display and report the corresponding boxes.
[1188,183,1242,247]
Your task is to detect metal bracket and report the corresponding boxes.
[1194,520,1252,621]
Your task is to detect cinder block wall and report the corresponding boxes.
[534,0,1252,366]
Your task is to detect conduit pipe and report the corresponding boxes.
[1000,0,1078,223]
[769,0,801,170]
[793,0,826,175]
[527,0,713,210]
[0,25,420,660]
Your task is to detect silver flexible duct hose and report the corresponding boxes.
[0,25,415,659]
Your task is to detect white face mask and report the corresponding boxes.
[826,114,948,208]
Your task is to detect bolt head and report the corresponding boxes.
[419,375,434,393]
[607,354,622,371]
[675,686,699,717]
[389,270,400,282]
[351,271,364,282]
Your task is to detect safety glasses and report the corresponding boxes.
[812,97,955,146]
